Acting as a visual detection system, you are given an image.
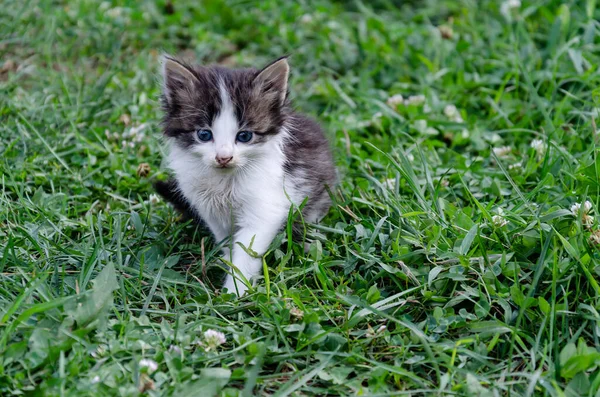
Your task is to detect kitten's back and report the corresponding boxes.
[284,113,336,223]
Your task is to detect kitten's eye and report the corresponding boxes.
[196,129,213,142]
[236,131,253,143]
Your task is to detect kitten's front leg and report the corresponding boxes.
[196,209,234,262]
[222,211,286,296]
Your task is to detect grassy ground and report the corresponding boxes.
[1,0,600,395]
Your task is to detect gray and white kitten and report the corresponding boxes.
[156,55,336,296]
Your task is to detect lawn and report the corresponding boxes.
[1,0,600,395]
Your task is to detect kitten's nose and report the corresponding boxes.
[216,155,233,166]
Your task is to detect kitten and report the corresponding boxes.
[156,55,336,296]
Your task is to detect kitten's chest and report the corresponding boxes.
[168,144,290,219]
[185,169,285,214]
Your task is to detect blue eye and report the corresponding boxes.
[197,129,213,142]
[236,131,253,143]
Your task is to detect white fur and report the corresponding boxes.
[167,81,305,296]
[211,82,238,163]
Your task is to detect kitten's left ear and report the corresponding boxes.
[253,57,289,105]
[161,55,199,105]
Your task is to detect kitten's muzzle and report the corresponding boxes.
[216,155,233,167]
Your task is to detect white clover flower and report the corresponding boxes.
[492,209,508,227]
[492,215,509,228]
[203,329,226,351]
[386,94,404,107]
[413,119,428,133]
[134,133,145,143]
[290,307,304,320]
[570,202,580,215]
[137,162,151,177]
[502,0,521,10]
[571,201,593,216]
[438,25,453,39]
[106,7,124,18]
[571,201,594,229]
[444,104,463,122]
[589,230,600,246]
[489,133,503,144]
[493,146,512,158]
[91,376,101,384]
[119,113,131,125]
[424,127,439,136]
[501,0,521,20]
[91,344,107,358]
[405,95,426,106]
[123,123,148,141]
[508,162,522,170]
[149,194,160,205]
[530,139,546,157]
[129,123,147,137]
[530,139,545,150]
[444,104,458,117]
[326,20,341,29]
[139,359,158,374]
[300,14,313,24]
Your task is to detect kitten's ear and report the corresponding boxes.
[161,55,198,103]
[253,57,289,105]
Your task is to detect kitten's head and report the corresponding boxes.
[160,56,290,171]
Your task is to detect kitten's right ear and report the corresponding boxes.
[253,57,290,105]
[161,55,198,103]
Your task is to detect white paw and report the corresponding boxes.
[222,274,248,297]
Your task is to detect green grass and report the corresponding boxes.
[1,0,600,395]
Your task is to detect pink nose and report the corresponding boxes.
[216,155,233,166]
